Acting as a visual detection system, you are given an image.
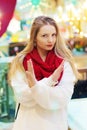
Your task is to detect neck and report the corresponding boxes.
[36,47,48,62]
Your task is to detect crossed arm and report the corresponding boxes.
[11,60,75,110]
[26,59,64,88]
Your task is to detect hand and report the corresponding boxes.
[51,60,64,82]
[26,59,36,88]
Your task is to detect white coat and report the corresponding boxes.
[11,61,75,130]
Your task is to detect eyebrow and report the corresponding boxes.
[40,32,57,35]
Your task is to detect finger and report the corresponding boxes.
[59,60,64,68]
[26,71,32,80]
[27,59,36,79]
[26,70,36,87]
[27,59,33,72]
[54,61,64,76]
[56,60,64,71]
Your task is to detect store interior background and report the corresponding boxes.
[0,0,87,130]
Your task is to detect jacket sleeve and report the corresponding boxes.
[30,61,75,110]
[11,71,36,107]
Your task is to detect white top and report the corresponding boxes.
[11,61,75,130]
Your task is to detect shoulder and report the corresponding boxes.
[64,61,71,68]
[13,70,25,79]
[63,61,76,81]
[64,61,73,72]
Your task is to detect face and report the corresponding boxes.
[35,24,57,53]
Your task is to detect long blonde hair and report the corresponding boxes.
[8,16,80,83]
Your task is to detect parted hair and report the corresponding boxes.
[8,16,81,83]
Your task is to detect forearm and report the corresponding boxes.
[30,62,75,110]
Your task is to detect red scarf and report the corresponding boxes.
[23,48,63,82]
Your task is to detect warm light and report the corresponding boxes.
[7,18,20,33]
[57,6,63,11]
[76,29,79,33]
[72,26,76,29]
[77,17,80,21]
[84,33,87,37]
[83,16,86,21]
[70,21,73,25]
[80,32,84,37]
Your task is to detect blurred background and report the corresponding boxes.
[0,0,87,130]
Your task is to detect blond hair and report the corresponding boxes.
[8,16,80,83]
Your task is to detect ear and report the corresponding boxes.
[0,0,17,37]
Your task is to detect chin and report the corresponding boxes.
[46,47,54,51]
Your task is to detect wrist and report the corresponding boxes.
[48,76,58,87]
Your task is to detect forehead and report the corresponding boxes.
[38,25,56,34]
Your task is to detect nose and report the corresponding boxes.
[48,36,53,43]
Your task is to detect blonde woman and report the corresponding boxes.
[8,16,79,130]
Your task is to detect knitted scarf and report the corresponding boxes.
[23,48,63,82]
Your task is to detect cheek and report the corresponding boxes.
[36,37,45,44]
[37,41,44,47]
[36,40,46,48]
[54,37,57,43]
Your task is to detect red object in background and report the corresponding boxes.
[0,0,17,37]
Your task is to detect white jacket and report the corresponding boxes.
[11,61,75,130]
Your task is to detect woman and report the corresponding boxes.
[8,16,79,130]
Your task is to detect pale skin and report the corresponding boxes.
[26,24,64,88]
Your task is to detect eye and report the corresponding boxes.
[52,33,56,37]
[42,34,48,38]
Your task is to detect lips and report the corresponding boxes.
[47,44,53,47]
